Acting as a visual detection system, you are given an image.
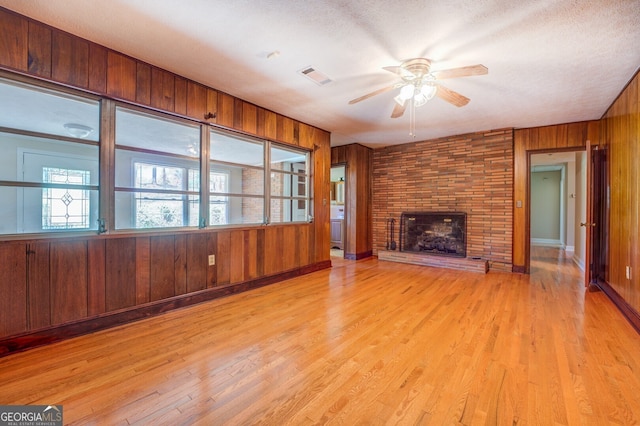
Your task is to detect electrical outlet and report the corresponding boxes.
[208,254,215,266]
[626,266,631,280]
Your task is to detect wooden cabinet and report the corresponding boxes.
[330,219,344,250]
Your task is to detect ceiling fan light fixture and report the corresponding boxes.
[399,84,415,100]
[393,94,406,106]
[420,84,437,100]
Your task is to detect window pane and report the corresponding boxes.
[271,146,307,173]
[0,78,100,141]
[270,198,308,223]
[211,196,263,225]
[116,108,200,157]
[210,130,264,166]
[114,107,201,230]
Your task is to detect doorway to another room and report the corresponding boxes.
[330,165,345,259]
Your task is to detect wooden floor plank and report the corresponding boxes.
[1,247,640,424]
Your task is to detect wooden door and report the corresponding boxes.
[584,142,608,288]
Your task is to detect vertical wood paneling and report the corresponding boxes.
[0,244,27,336]
[150,236,175,301]
[216,231,231,285]
[28,242,50,330]
[106,51,136,100]
[186,81,207,121]
[105,238,136,311]
[207,232,218,288]
[299,123,318,150]
[243,229,258,280]
[50,241,88,324]
[27,21,51,78]
[87,239,106,316]
[242,103,258,134]
[186,233,208,292]
[174,235,187,296]
[0,9,28,71]
[264,227,284,275]
[151,67,175,112]
[136,62,151,105]
[88,44,107,94]
[233,98,244,130]
[282,226,298,271]
[257,108,278,140]
[277,115,298,145]
[217,92,235,128]
[314,131,331,263]
[206,88,218,124]
[297,224,310,267]
[52,31,88,88]
[174,76,187,115]
[256,228,265,277]
[135,237,150,304]
[230,229,245,284]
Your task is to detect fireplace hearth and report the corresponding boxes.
[399,212,467,258]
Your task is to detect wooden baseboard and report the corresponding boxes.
[512,265,526,273]
[595,280,640,335]
[344,250,373,260]
[0,260,331,357]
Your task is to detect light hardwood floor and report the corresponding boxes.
[1,248,640,425]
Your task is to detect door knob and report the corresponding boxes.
[580,222,596,227]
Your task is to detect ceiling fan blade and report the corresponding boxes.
[391,101,406,118]
[431,64,488,80]
[436,85,470,107]
[348,84,398,105]
[382,65,416,79]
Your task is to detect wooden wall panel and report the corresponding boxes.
[28,242,50,330]
[0,243,27,336]
[0,9,28,71]
[207,232,218,288]
[52,31,88,88]
[135,237,150,304]
[27,21,51,78]
[233,98,243,130]
[50,241,88,324]
[277,115,298,145]
[299,123,318,150]
[243,229,258,280]
[242,103,258,134]
[206,88,218,124]
[186,233,209,292]
[174,76,187,116]
[106,51,136,100]
[186,81,207,122]
[217,92,235,128]
[216,231,231,285]
[87,239,106,316]
[105,238,136,311]
[282,226,298,271]
[230,229,245,284]
[314,131,331,263]
[88,44,107,94]
[174,235,187,296]
[258,108,277,140]
[151,67,175,112]
[149,236,176,301]
[136,62,151,105]
[264,227,283,275]
[297,224,310,267]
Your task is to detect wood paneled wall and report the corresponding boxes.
[331,144,373,259]
[512,121,599,272]
[600,70,640,318]
[0,8,331,350]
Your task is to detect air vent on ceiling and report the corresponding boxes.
[298,66,332,86]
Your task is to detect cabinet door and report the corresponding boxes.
[330,220,343,249]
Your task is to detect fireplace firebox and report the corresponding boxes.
[399,212,467,258]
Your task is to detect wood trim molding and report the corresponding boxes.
[0,260,331,357]
[596,280,640,334]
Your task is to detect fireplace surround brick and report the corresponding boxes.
[372,128,513,272]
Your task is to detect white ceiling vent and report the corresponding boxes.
[298,66,332,86]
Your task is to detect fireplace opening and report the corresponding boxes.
[399,212,467,258]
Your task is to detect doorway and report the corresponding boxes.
[330,165,345,258]
[529,150,587,271]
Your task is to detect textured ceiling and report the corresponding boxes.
[1,0,638,148]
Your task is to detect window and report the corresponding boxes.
[270,145,310,223]
[0,77,100,235]
[114,107,201,230]
[209,129,265,225]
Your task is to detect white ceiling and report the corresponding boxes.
[1,1,638,149]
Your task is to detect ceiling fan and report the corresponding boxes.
[349,58,488,134]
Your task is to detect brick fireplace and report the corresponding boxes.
[400,212,466,258]
[372,128,514,272]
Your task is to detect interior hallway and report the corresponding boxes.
[0,249,639,424]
